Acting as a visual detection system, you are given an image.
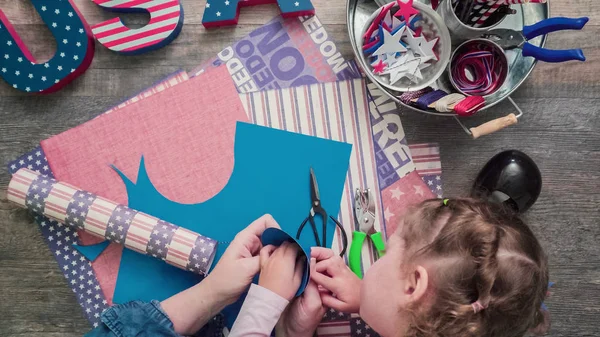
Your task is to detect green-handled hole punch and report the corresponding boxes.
[349,188,385,279]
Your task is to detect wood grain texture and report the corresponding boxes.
[1,0,599,336]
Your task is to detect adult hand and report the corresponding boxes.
[205,214,281,306]
[276,259,327,337]
[259,241,304,301]
[310,247,362,313]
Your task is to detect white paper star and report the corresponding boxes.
[373,26,407,56]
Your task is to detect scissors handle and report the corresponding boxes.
[522,43,586,63]
[349,231,367,278]
[370,232,386,257]
[523,17,589,40]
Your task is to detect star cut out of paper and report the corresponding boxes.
[394,0,419,22]
[373,25,407,56]
[373,59,387,74]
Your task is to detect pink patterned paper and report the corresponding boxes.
[40,66,247,303]
[381,170,436,237]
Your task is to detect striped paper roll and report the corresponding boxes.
[7,168,217,276]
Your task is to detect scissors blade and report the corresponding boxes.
[310,167,321,205]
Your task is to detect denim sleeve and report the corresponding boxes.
[84,300,180,337]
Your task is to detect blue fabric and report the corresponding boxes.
[112,122,352,327]
[84,300,178,337]
[85,301,225,337]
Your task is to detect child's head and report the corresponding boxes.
[360,198,549,337]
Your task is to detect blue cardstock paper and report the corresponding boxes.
[112,122,351,325]
[73,241,111,262]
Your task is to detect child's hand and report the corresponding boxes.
[276,259,326,337]
[310,247,361,313]
[205,214,280,306]
[259,241,304,301]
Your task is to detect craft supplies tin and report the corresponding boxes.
[347,0,550,137]
[357,1,452,92]
[437,0,506,42]
[449,38,509,97]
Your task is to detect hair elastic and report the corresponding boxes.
[472,300,487,313]
[443,198,449,206]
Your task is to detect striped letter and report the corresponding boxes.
[202,0,314,27]
[91,0,184,54]
[0,1,95,93]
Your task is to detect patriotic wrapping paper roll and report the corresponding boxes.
[7,168,217,276]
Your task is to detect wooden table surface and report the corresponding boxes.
[1,0,598,336]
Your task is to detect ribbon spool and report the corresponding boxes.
[449,39,508,97]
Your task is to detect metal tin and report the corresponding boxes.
[347,0,550,116]
[449,38,509,97]
[357,2,452,92]
[437,0,506,43]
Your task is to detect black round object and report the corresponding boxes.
[471,150,542,213]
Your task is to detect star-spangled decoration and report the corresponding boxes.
[350,314,382,337]
[394,0,419,21]
[373,26,407,57]
[0,0,93,93]
[8,148,108,327]
[202,0,314,27]
[322,307,351,322]
[372,60,386,74]
[390,187,405,199]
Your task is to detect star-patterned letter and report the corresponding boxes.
[202,0,315,27]
[90,0,184,55]
[0,1,95,93]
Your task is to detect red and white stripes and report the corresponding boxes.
[166,227,198,268]
[126,213,158,253]
[85,197,119,238]
[45,183,78,222]
[6,168,37,206]
[91,0,183,54]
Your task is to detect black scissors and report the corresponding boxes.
[296,168,348,257]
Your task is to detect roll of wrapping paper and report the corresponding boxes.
[7,168,217,276]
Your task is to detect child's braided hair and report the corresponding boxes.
[399,198,549,337]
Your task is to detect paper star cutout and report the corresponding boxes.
[402,28,430,58]
[395,0,419,22]
[373,60,387,74]
[419,36,439,61]
[385,51,428,84]
[373,25,407,56]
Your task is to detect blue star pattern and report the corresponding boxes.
[0,0,94,93]
[322,307,351,322]
[9,152,108,327]
[65,191,96,230]
[8,146,51,176]
[422,174,443,198]
[350,315,381,337]
[202,0,314,27]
